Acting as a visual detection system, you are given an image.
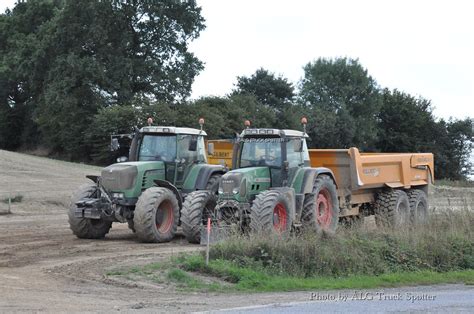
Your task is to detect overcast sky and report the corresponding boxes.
[2,0,473,120]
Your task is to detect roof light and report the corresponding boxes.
[199,117,205,131]
[301,117,308,134]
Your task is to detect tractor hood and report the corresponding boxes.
[101,161,165,193]
[218,167,271,201]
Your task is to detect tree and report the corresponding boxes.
[0,0,205,159]
[377,89,437,153]
[234,68,295,110]
[299,58,380,150]
[440,118,473,180]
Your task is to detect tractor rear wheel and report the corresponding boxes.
[68,184,112,239]
[181,190,217,243]
[250,190,293,234]
[301,175,339,233]
[133,187,179,243]
[375,190,410,227]
[407,189,428,224]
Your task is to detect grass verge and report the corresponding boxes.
[106,254,474,292]
[107,210,474,292]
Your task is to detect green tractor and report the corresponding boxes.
[181,119,340,243]
[68,119,226,243]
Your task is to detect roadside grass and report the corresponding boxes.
[107,210,474,292]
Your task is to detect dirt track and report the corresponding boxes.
[0,150,326,312]
[0,149,473,312]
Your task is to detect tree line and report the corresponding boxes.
[1,1,472,180]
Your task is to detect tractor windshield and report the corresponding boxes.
[239,139,282,168]
[138,134,177,162]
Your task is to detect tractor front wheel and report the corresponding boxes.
[133,187,179,243]
[250,190,293,234]
[181,190,217,243]
[68,184,112,239]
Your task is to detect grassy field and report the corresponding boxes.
[107,210,474,292]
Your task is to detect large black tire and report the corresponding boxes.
[407,189,428,224]
[250,190,293,234]
[206,173,222,194]
[68,184,112,239]
[133,187,179,243]
[301,175,339,233]
[127,219,136,233]
[181,190,217,243]
[375,190,410,227]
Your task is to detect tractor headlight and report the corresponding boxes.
[218,187,223,194]
[112,192,124,199]
[232,187,239,195]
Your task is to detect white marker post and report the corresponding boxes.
[206,217,211,266]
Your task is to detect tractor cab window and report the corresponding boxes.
[177,134,207,163]
[240,138,282,168]
[138,134,177,162]
[286,138,310,168]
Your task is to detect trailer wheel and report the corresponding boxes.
[375,190,410,227]
[133,187,179,243]
[301,175,339,233]
[407,189,428,224]
[181,190,217,243]
[250,190,293,234]
[68,184,112,239]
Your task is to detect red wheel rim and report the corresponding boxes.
[316,189,333,229]
[156,200,174,234]
[273,203,287,232]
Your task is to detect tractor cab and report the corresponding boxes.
[234,127,310,187]
[218,122,310,205]
[102,122,209,208]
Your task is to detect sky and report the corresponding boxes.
[188,0,474,121]
[2,0,473,121]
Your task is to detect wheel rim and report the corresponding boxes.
[398,201,409,225]
[316,189,333,229]
[156,200,174,234]
[416,201,427,222]
[273,203,287,232]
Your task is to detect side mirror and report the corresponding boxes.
[189,137,197,151]
[116,156,128,163]
[208,143,215,156]
[111,138,120,151]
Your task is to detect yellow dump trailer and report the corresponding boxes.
[206,139,234,169]
[309,147,434,217]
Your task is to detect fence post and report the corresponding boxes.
[8,192,11,214]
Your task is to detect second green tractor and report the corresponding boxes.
[181,120,339,243]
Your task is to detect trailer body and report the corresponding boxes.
[309,148,433,217]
